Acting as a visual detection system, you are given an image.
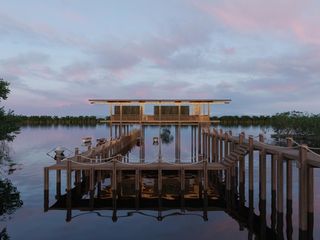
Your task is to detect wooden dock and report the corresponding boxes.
[44,99,320,239]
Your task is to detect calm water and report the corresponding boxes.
[1,125,320,240]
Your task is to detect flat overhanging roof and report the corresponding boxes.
[89,99,231,104]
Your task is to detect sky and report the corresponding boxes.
[1,0,320,116]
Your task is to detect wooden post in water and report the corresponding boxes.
[271,154,277,232]
[239,133,245,208]
[180,168,185,212]
[286,138,293,238]
[212,132,215,163]
[66,159,72,222]
[308,162,314,238]
[258,134,266,203]
[259,134,267,239]
[224,132,229,157]
[158,169,162,196]
[97,170,102,198]
[44,167,49,212]
[248,136,254,237]
[112,159,117,199]
[191,126,194,162]
[299,144,310,239]
[248,136,254,200]
[207,128,211,162]
[198,124,202,158]
[219,129,223,162]
[89,167,95,210]
[276,153,284,237]
[135,169,140,210]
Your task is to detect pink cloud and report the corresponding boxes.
[190,0,320,45]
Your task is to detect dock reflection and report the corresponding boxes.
[46,171,297,239]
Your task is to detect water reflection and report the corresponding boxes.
[0,141,23,239]
[46,170,296,239]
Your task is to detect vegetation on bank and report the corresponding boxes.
[0,79,23,230]
[15,115,104,126]
[0,79,20,141]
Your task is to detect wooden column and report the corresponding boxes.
[224,132,229,157]
[215,129,219,162]
[308,165,314,238]
[56,169,61,199]
[207,128,211,162]
[66,160,72,222]
[97,170,102,198]
[191,126,194,162]
[112,160,117,198]
[219,129,223,161]
[212,132,216,163]
[239,133,245,208]
[44,167,49,212]
[135,169,140,210]
[67,160,72,193]
[158,169,162,196]
[89,167,95,210]
[271,154,277,232]
[299,144,310,239]
[248,136,254,196]
[286,138,293,238]
[276,153,284,236]
[198,124,201,158]
[180,168,185,212]
[259,135,266,203]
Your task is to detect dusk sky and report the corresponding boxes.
[1,0,320,116]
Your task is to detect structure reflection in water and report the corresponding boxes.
[46,166,299,240]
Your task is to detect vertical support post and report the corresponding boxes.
[308,165,314,238]
[56,169,61,199]
[119,104,122,136]
[191,126,194,162]
[198,124,201,158]
[109,104,113,138]
[219,129,223,162]
[135,169,140,210]
[248,136,254,195]
[97,170,101,198]
[158,169,162,196]
[175,125,180,163]
[299,145,308,238]
[212,132,215,163]
[207,128,210,162]
[112,160,117,198]
[67,160,72,192]
[180,168,185,212]
[271,154,277,232]
[239,133,245,208]
[286,138,293,238]
[276,153,284,237]
[44,167,49,212]
[224,132,229,157]
[66,160,72,222]
[89,167,95,210]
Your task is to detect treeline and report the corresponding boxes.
[271,111,320,138]
[213,111,320,138]
[15,115,106,126]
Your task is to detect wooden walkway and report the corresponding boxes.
[44,125,319,239]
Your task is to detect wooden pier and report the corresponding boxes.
[44,99,320,239]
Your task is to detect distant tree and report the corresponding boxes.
[0,79,10,101]
[0,79,20,141]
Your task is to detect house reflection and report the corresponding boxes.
[46,171,295,240]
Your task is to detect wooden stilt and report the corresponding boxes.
[44,167,49,212]
[299,145,309,239]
